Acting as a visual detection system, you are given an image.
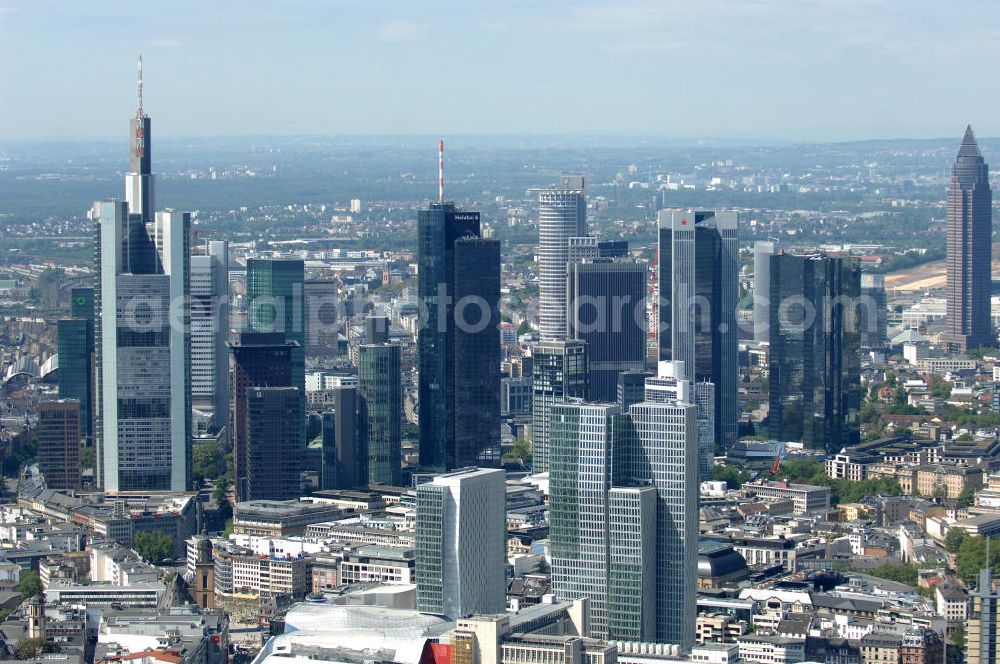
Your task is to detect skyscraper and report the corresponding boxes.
[768,253,861,452]
[968,568,1000,664]
[37,399,82,491]
[94,202,190,493]
[417,203,501,470]
[944,126,994,352]
[538,178,586,340]
[645,361,715,482]
[548,402,656,641]
[619,398,699,650]
[246,259,305,443]
[415,468,506,618]
[548,394,698,647]
[190,240,230,431]
[567,256,646,402]
[359,343,402,486]
[657,209,739,451]
[57,287,94,444]
[859,273,888,351]
[453,237,502,467]
[753,240,779,343]
[530,339,589,473]
[321,386,362,490]
[126,56,153,223]
[244,387,302,501]
[229,332,296,501]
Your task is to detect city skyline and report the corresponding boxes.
[2,1,1000,142]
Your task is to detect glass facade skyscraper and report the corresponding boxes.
[190,240,229,431]
[57,286,94,444]
[530,339,589,473]
[768,253,861,452]
[567,258,646,402]
[538,179,586,341]
[246,258,305,444]
[415,468,506,619]
[417,203,500,471]
[359,343,402,486]
[244,386,302,501]
[944,126,993,352]
[657,209,738,452]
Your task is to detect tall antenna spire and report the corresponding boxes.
[137,54,144,119]
[438,140,444,203]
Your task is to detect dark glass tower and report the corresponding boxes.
[567,258,646,402]
[57,287,94,443]
[768,254,861,452]
[359,343,402,485]
[417,203,500,470]
[244,386,302,501]
[246,259,305,443]
[321,387,362,490]
[944,126,993,352]
[229,332,296,501]
[657,210,739,451]
[453,237,502,467]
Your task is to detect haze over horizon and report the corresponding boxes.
[2,0,999,142]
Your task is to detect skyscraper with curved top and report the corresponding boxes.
[944,126,994,352]
[538,177,586,340]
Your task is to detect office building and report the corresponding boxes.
[364,314,389,345]
[548,402,657,641]
[645,361,715,482]
[229,332,296,502]
[243,387,302,501]
[768,253,861,452]
[246,258,305,442]
[538,178,586,341]
[859,273,888,351]
[530,339,589,473]
[415,468,506,618]
[57,287,94,443]
[417,203,501,470]
[657,209,739,451]
[616,371,649,411]
[93,201,190,493]
[620,398,699,649]
[303,279,338,359]
[566,257,646,402]
[190,240,229,430]
[37,399,82,491]
[501,377,532,417]
[358,343,402,486]
[969,568,1000,664]
[944,126,994,352]
[321,386,362,490]
[453,237,502,467]
[753,240,779,343]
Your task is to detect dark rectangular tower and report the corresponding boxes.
[944,126,994,352]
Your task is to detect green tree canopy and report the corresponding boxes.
[192,443,223,483]
[17,571,41,600]
[134,530,174,564]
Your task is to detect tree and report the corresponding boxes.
[134,530,174,564]
[510,439,532,464]
[214,479,233,524]
[945,528,968,553]
[713,465,750,490]
[956,535,1000,586]
[15,638,58,659]
[17,571,41,600]
[80,447,95,470]
[951,622,966,650]
[192,443,223,483]
[958,489,976,508]
[516,320,531,336]
[859,562,918,586]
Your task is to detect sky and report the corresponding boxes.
[1,0,999,142]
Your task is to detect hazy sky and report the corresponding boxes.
[2,0,999,141]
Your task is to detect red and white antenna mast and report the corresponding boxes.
[438,140,444,203]
[137,54,144,119]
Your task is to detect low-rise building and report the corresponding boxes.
[744,481,831,515]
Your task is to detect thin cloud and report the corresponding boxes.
[375,19,427,44]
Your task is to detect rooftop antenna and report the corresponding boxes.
[137,54,144,119]
[438,140,444,203]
